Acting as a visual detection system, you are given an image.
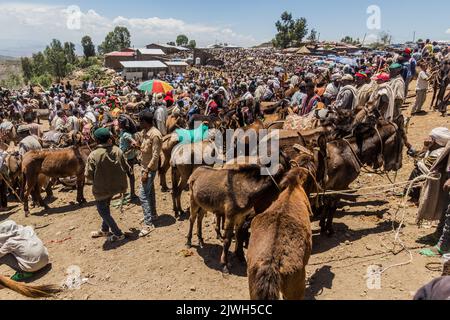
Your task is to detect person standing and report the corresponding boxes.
[118,115,139,201]
[138,111,162,237]
[153,100,168,136]
[389,62,412,150]
[412,62,430,115]
[85,128,130,243]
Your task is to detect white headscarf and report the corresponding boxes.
[430,127,450,147]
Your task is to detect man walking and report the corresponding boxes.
[138,111,162,237]
[86,128,130,243]
[412,62,430,115]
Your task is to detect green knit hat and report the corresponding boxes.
[94,128,112,143]
[389,63,402,70]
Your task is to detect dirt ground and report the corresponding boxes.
[0,83,449,300]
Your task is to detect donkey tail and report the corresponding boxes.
[249,262,281,300]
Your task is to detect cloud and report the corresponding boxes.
[446,28,450,34]
[0,2,257,56]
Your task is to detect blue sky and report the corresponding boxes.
[1,0,449,56]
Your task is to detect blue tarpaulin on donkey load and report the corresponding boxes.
[175,124,209,144]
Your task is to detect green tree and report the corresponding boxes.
[380,31,391,45]
[307,28,318,43]
[273,11,294,49]
[64,42,77,64]
[81,35,96,58]
[31,52,47,75]
[272,12,308,48]
[45,39,68,80]
[187,40,197,49]
[167,41,176,46]
[176,34,189,47]
[291,17,308,46]
[21,57,33,81]
[98,26,131,54]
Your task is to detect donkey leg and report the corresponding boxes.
[159,168,169,193]
[186,198,198,248]
[197,210,205,248]
[171,168,180,218]
[34,185,49,210]
[178,175,190,218]
[234,223,246,263]
[215,213,224,239]
[325,203,337,237]
[76,174,87,204]
[159,156,170,192]
[221,218,235,274]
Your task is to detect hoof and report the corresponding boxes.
[198,240,205,249]
[186,242,192,249]
[222,265,230,274]
[24,211,30,218]
[161,187,170,193]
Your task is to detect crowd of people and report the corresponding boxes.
[0,39,449,297]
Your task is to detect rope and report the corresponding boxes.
[376,173,441,275]
[310,178,426,197]
[0,171,23,205]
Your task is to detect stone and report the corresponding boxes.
[69,226,76,231]
[190,286,196,292]
[345,240,351,245]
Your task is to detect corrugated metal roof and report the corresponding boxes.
[120,60,167,68]
[147,43,190,51]
[105,51,135,57]
[137,48,165,55]
[165,61,188,66]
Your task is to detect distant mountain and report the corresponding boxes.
[253,41,274,48]
[0,55,19,61]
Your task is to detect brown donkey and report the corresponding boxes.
[247,166,313,300]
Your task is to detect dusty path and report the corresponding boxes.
[0,85,449,300]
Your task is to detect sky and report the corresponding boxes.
[0,0,449,57]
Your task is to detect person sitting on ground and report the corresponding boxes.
[414,277,450,300]
[405,127,450,203]
[85,128,130,243]
[417,137,450,257]
[0,220,49,281]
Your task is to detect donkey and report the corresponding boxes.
[21,145,91,216]
[247,166,313,300]
[318,119,404,235]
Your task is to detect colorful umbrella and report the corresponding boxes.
[138,80,174,94]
